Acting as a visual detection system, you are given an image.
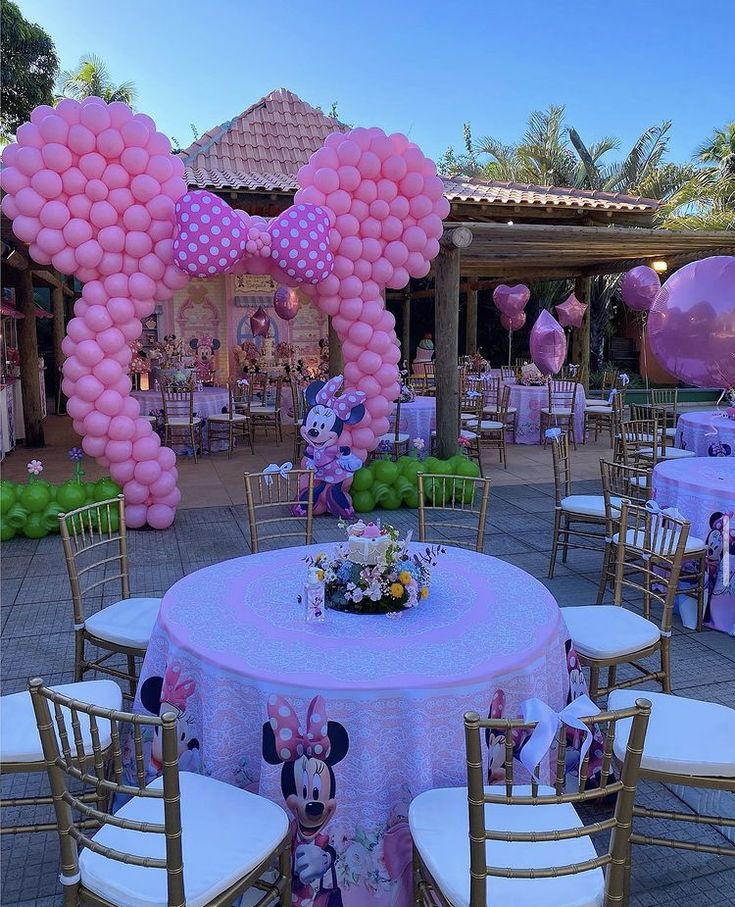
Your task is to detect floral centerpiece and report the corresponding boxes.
[305,520,444,615]
[520,362,546,386]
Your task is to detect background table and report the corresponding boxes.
[653,458,735,633]
[132,388,229,454]
[675,411,735,457]
[504,382,586,445]
[395,396,435,449]
[134,546,586,907]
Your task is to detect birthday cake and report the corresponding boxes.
[346,521,392,566]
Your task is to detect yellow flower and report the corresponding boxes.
[420,586,429,599]
[390,582,404,598]
[316,552,327,562]
[315,568,325,582]
[399,570,412,585]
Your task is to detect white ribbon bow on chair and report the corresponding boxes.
[619,373,630,387]
[645,500,686,522]
[544,427,562,441]
[263,461,293,486]
[607,388,618,405]
[519,694,600,782]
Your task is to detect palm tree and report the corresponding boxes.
[58,54,136,105]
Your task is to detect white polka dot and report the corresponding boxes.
[297,204,305,211]
[218,257,227,265]
[222,237,230,247]
[305,269,314,278]
[314,743,323,755]
[188,263,196,271]
[280,239,288,249]
[203,195,211,204]
[298,259,306,268]
[296,743,303,756]
[278,706,290,717]
[198,254,207,264]
[279,747,291,760]
[271,249,278,259]
[178,251,186,260]
[300,239,309,249]
[279,259,287,269]
[316,261,323,269]
[299,219,307,228]
[309,231,317,240]
[290,228,298,238]
[201,214,210,224]
[279,728,293,741]
[207,265,216,274]
[232,228,240,238]
[289,249,298,259]
[191,203,200,212]
[307,732,314,740]
[180,232,188,241]
[272,228,280,237]
[320,724,328,735]
[222,216,230,226]
[190,223,198,232]
[308,211,316,221]
[289,210,298,219]
[212,206,221,214]
[319,243,327,251]
[230,249,238,258]
[200,234,209,243]
[287,268,295,276]
[188,243,197,252]
[181,212,189,222]
[211,225,221,236]
[183,194,191,202]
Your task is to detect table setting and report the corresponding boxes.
[675,410,735,457]
[132,386,230,454]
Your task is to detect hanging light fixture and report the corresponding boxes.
[652,260,668,273]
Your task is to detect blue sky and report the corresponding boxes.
[17,0,733,167]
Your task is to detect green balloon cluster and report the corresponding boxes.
[1,476,122,542]
[351,455,481,513]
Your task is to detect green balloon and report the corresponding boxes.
[424,477,448,506]
[1,522,16,541]
[447,454,465,472]
[381,487,403,510]
[91,504,121,534]
[19,482,51,514]
[423,456,441,473]
[352,490,376,513]
[350,467,374,493]
[398,458,422,486]
[402,487,420,509]
[0,481,17,514]
[23,513,49,538]
[6,502,29,529]
[43,502,65,532]
[94,478,122,502]
[373,459,400,486]
[56,481,88,513]
[433,459,454,476]
[455,457,481,478]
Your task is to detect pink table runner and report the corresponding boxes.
[675,411,735,458]
[132,545,591,907]
[653,458,735,634]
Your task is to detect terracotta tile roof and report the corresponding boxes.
[181,89,659,214]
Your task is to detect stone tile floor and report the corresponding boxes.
[2,477,734,906]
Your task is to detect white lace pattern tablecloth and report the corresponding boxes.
[675,411,735,458]
[132,388,229,454]
[394,396,436,448]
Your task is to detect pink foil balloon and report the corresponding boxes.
[530,310,567,376]
[621,266,661,312]
[493,284,530,316]
[500,311,526,331]
[250,306,270,338]
[555,293,588,328]
[648,256,735,389]
[273,285,300,321]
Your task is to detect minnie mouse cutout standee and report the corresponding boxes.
[189,334,221,384]
[295,376,366,518]
[262,695,349,907]
[140,662,201,775]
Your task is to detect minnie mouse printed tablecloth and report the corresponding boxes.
[131,546,597,907]
[675,411,735,458]
[653,458,735,635]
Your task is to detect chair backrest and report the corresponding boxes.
[500,366,515,381]
[550,432,572,504]
[290,378,306,424]
[463,699,651,907]
[232,378,250,415]
[59,496,130,628]
[28,678,185,904]
[248,373,269,405]
[599,458,651,508]
[270,376,283,409]
[482,376,501,410]
[619,418,659,469]
[548,377,578,414]
[390,398,402,443]
[649,388,678,430]
[417,473,491,552]
[600,368,619,396]
[460,387,482,433]
[243,469,314,553]
[613,500,690,630]
[160,383,194,423]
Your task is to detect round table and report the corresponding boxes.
[395,396,436,449]
[675,411,735,458]
[652,458,735,634]
[133,545,586,907]
[504,382,586,445]
[132,388,229,454]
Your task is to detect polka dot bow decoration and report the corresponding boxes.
[315,375,366,420]
[267,694,332,762]
[173,190,334,283]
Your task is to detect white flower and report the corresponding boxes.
[412,437,425,451]
[26,459,43,475]
[352,588,364,602]
[343,842,370,878]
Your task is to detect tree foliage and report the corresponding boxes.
[58,54,136,105]
[0,0,59,140]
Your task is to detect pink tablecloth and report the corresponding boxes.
[506,382,586,445]
[133,545,589,907]
[653,458,735,634]
[395,396,435,448]
[675,411,735,458]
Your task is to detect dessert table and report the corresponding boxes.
[652,458,735,634]
[675,411,735,458]
[132,545,591,907]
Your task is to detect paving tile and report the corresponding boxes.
[2,578,22,607]
[0,537,39,556]
[2,600,76,639]
[1,631,75,683]
[1,555,33,580]
[15,573,72,605]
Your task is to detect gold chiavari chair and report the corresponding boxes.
[250,376,284,442]
[421,361,436,396]
[562,500,690,700]
[587,368,619,402]
[207,381,254,457]
[500,365,516,382]
[0,680,122,835]
[540,377,580,448]
[585,387,624,447]
[608,689,735,870]
[28,678,292,907]
[649,388,679,447]
[483,375,518,440]
[410,699,652,907]
[290,376,306,464]
[478,384,510,469]
[376,398,410,460]
[59,496,161,698]
[161,380,202,464]
[618,418,660,470]
[547,431,607,577]
[457,387,483,471]
[417,473,491,553]
[243,468,314,553]
[632,394,694,461]
[513,356,530,367]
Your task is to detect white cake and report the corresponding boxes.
[260,337,275,365]
[347,522,392,566]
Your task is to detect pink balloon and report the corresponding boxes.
[93,359,123,385]
[75,374,104,402]
[133,435,160,460]
[107,297,135,323]
[357,350,382,374]
[493,284,530,316]
[134,460,162,485]
[83,410,111,437]
[500,311,526,331]
[621,266,661,312]
[84,305,113,332]
[106,439,134,463]
[76,339,105,367]
[97,327,126,354]
[63,218,93,248]
[108,415,136,441]
[36,227,65,256]
[250,306,270,337]
[82,435,108,458]
[64,357,90,381]
[530,310,567,376]
[110,460,136,484]
[39,200,70,230]
[124,504,148,529]
[147,505,176,529]
[158,447,176,470]
[648,256,735,388]
[555,293,587,329]
[96,389,123,416]
[123,480,149,505]
[149,471,176,497]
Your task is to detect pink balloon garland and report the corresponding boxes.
[1,103,449,525]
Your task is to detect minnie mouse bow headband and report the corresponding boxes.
[161,662,196,712]
[267,694,331,762]
[315,376,366,421]
[173,191,335,283]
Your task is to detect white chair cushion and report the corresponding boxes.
[585,400,611,409]
[80,772,289,907]
[409,785,604,907]
[0,680,122,764]
[664,427,676,438]
[639,445,695,461]
[84,597,161,649]
[608,690,735,778]
[480,420,504,431]
[560,495,623,518]
[379,432,410,445]
[585,404,612,414]
[166,416,202,426]
[142,415,158,423]
[541,407,573,417]
[484,406,517,415]
[208,412,249,423]
[611,528,706,554]
[434,430,477,440]
[561,605,661,659]
[251,405,277,414]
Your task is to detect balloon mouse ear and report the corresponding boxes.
[295,127,449,293]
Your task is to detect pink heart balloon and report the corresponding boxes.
[500,311,526,331]
[530,310,567,375]
[493,283,530,316]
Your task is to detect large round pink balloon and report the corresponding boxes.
[648,256,735,389]
[493,284,530,316]
[530,310,567,375]
[621,266,660,312]
[273,285,300,321]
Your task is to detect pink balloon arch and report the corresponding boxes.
[0,99,449,528]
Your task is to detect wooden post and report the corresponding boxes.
[16,268,45,447]
[328,316,343,375]
[401,290,411,367]
[574,276,592,390]
[466,280,478,355]
[51,275,66,412]
[435,227,472,459]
